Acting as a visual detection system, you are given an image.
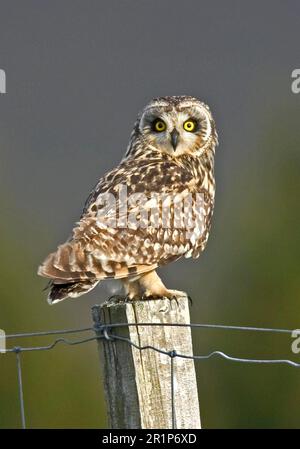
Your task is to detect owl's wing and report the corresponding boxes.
[39,156,212,282]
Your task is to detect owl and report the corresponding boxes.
[38,96,218,304]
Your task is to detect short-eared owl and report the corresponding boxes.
[38,96,218,304]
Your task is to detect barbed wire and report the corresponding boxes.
[2,320,300,429]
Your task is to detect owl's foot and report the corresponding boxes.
[142,290,188,308]
[168,291,192,307]
[163,289,189,306]
[142,293,168,301]
[164,289,188,300]
[139,271,189,303]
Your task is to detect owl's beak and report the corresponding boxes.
[170,128,179,150]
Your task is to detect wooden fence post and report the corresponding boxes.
[92,298,201,429]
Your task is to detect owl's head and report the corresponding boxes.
[131,96,218,158]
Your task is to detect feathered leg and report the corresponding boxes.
[138,270,187,300]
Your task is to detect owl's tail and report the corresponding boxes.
[38,242,100,304]
[38,240,157,304]
[46,279,99,305]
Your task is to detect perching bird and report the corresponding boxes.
[38,96,218,304]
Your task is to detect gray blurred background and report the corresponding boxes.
[0,0,300,428]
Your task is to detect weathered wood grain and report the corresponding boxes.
[92,298,201,429]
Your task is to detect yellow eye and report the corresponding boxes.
[153,119,166,132]
[183,120,196,132]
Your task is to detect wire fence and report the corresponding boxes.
[2,320,300,429]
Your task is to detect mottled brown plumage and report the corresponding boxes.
[38,96,218,304]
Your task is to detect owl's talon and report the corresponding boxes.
[168,295,179,306]
[142,294,162,301]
